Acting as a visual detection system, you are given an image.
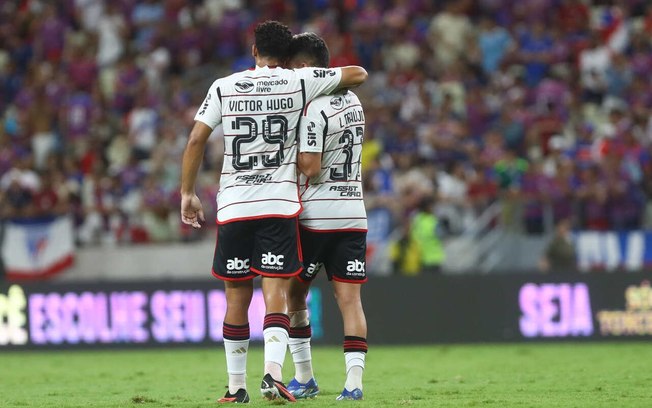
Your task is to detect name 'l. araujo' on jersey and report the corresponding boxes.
[299,91,367,231]
[194,65,342,224]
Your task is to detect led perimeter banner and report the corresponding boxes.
[0,281,323,349]
[1,273,651,349]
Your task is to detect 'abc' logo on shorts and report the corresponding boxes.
[262,252,284,267]
[346,260,365,272]
[306,262,323,276]
[226,257,250,271]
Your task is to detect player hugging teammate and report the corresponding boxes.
[180,21,368,403]
[285,32,369,402]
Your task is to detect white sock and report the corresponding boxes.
[224,339,249,393]
[289,310,314,383]
[289,336,313,383]
[344,351,365,391]
[264,327,289,381]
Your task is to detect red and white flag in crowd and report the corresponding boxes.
[2,216,75,280]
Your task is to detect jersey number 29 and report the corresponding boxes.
[231,115,288,170]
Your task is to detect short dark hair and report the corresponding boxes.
[254,20,292,60]
[289,32,330,68]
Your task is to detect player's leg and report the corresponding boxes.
[288,279,312,382]
[333,280,367,400]
[261,275,292,382]
[327,231,368,401]
[286,227,325,398]
[220,280,254,403]
[213,221,256,404]
[251,217,303,402]
[287,279,319,398]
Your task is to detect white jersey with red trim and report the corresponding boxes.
[298,91,367,231]
[194,65,342,224]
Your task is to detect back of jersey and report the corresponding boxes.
[195,65,342,223]
[299,91,367,231]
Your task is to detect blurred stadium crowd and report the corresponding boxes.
[1,0,652,246]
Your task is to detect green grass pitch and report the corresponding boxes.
[1,343,651,407]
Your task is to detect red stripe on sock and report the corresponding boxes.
[223,323,250,340]
[343,339,368,352]
[263,313,290,330]
[289,325,312,338]
[223,328,250,335]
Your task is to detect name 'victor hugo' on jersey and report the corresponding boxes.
[266,98,294,110]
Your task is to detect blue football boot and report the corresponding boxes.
[287,377,320,399]
[336,388,363,401]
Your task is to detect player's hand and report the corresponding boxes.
[180,194,205,229]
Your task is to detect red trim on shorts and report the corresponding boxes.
[212,225,219,265]
[251,266,303,278]
[332,275,367,284]
[211,268,255,281]
[296,218,304,262]
[295,274,312,284]
[299,225,368,233]
[217,209,302,225]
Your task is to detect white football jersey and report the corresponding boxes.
[298,91,367,231]
[194,65,342,223]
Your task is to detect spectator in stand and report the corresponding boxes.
[605,53,633,98]
[521,160,553,234]
[436,162,469,235]
[32,171,66,217]
[517,20,554,87]
[539,217,577,273]
[33,4,67,63]
[59,82,97,143]
[494,107,525,152]
[579,31,611,105]
[1,154,40,194]
[526,101,565,159]
[549,157,576,223]
[495,148,528,230]
[428,1,473,68]
[131,0,165,52]
[410,195,446,274]
[141,174,178,242]
[477,15,515,75]
[26,86,58,170]
[576,164,610,230]
[467,164,499,216]
[1,179,34,219]
[127,93,159,160]
[557,0,590,35]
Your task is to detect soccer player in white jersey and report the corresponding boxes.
[180,21,367,403]
[284,33,368,401]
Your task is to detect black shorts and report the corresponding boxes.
[212,217,303,281]
[298,228,367,283]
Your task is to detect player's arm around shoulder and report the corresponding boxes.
[338,66,368,90]
[295,65,368,99]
